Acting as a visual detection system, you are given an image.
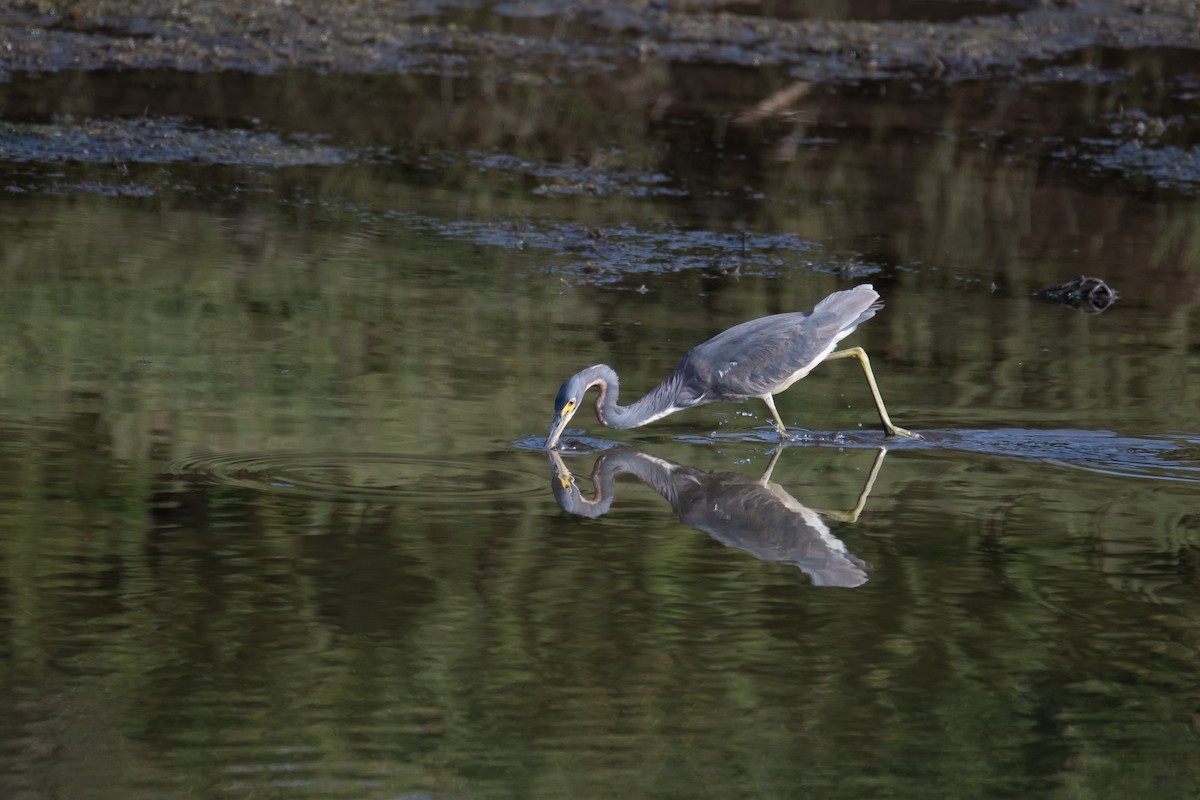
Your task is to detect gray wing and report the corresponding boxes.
[675,285,880,404]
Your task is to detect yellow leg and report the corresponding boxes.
[758,446,785,484]
[819,447,889,523]
[824,347,920,438]
[761,394,790,436]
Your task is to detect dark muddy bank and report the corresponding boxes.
[3,0,1200,82]
[2,1,1200,200]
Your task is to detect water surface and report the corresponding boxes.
[2,3,1200,799]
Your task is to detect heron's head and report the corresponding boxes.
[546,373,587,450]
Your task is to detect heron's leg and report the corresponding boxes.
[760,394,791,437]
[824,347,920,439]
[818,447,888,523]
[758,447,785,484]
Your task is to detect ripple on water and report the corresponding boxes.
[165,452,547,504]
[696,427,1200,484]
[923,428,1200,484]
[512,432,627,453]
[528,427,1200,484]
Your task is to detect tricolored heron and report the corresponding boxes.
[546,284,917,448]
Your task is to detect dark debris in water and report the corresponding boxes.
[1034,276,1119,314]
[384,210,830,283]
[41,180,159,198]
[0,116,351,167]
[1053,106,1200,196]
[1024,57,1200,196]
[470,151,687,199]
[1074,138,1200,195]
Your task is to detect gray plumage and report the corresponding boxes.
[672,285,879,406]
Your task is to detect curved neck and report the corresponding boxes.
[552,450,683,518]
[579,364,684,430]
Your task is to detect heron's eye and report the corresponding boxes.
[560,399,577,416]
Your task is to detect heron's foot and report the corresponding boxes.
[774,426,799,443]
[885,424,922,440]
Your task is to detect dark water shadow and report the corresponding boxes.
[549,447,890,588]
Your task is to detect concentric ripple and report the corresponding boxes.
[165,451,547,503]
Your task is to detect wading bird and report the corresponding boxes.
[545,284,917,449]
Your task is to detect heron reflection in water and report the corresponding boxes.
[547,284,917,449]
[549,447,889,588]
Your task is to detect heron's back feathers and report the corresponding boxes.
[675,284,881,404]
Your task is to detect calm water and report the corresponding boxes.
[2,13,1200,800]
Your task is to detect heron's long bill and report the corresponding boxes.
[546,405,579,450]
